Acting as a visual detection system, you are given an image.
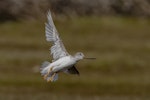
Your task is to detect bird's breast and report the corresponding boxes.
[51,56,76,72]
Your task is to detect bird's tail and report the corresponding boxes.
[40,61,51,76]
[40,61,58,82]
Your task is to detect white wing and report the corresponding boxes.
[45,11,69,61]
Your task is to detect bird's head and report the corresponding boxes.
[74,52,85,61]
[74,52,96,61]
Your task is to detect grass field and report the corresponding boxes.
[0,16,150,100]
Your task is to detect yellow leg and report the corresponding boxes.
[43,67,53,79]
[48,67,53,74]
[47,73,56,82]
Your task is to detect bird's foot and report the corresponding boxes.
[47,73,56,82]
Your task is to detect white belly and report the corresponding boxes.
[51,56,76,72]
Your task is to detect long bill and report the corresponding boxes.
[84,57,96,60]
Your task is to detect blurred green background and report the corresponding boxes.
[0,0,150,100]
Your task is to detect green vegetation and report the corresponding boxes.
[0,17,150,100]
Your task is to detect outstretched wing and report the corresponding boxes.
[45,11,69,61]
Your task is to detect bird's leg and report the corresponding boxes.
[48,73,56,82]
[48,67,53,74]
[44,67,53,79]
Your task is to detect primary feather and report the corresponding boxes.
[45,11,69,61]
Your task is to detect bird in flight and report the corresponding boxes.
[40,10,95,82]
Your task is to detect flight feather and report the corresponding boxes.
[45,11,69,60]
